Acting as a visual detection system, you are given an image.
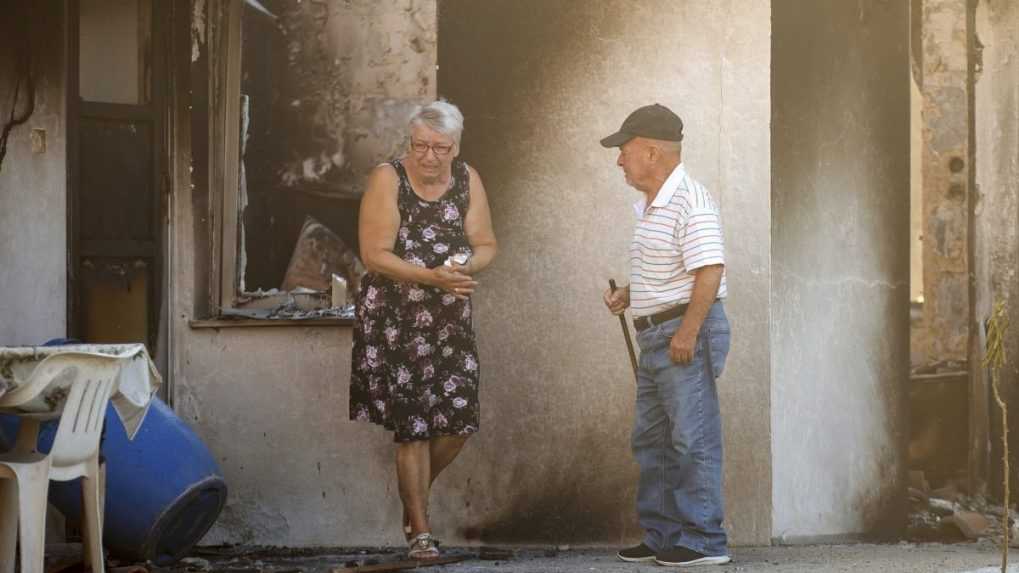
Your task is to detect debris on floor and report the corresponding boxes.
[332,555,465,572]
[164,547,410,573]
[109,566,151,573]
[907,470,1018,544]
[477,547,515,561]
[41,542,1019,573]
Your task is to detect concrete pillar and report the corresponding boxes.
[771,0,911,541]
[974,0,1019,380]
[974,0,1019,497]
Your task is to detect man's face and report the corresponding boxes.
[616,138,653,192]
[408,123,458,178]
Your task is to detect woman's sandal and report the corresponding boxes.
[407,532,441,560]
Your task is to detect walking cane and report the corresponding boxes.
[609,279,639,382]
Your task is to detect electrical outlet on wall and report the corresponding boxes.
[30,128,46,154]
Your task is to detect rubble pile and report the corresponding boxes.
[907,471,1019,545]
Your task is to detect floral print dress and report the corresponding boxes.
[349,158,480,442]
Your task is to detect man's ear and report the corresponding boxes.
[646,145,659,163]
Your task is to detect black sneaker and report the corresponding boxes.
[616,543,656,563]
[655,546,731,567]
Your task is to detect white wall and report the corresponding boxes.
[771,0,911,541]
[0,1,67,346]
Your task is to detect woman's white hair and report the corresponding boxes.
[409,100,464,145]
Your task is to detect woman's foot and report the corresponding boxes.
[408,532,441,560]
[403,510,413,541]
[403,508,431,541]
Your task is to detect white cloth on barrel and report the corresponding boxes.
[0,343,162,439]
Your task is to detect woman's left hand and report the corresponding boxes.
[429,265,477,299]
[447,261,473,275]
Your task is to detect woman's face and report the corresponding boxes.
[407,123,458,180]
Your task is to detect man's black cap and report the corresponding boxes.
[600,103,684,148]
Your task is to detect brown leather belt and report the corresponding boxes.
[633,303,690,333]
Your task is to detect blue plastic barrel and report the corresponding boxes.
[0,427,11,452]
[0,398,227,565]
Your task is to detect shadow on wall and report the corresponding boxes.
[463,431,636,544]
[435,0,662,547]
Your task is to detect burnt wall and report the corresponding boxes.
[0,1,68,345]
[238,0,436,290]
[438,0,773,545]
[176,0,441,547]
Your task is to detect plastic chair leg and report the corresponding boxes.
[99,460,106,529]
[81,459,105,573]
[16,470,50,573]
[0,478,16,573]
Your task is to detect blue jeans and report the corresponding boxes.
[632,301,730,556]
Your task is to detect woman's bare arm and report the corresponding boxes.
[358,164,478,297]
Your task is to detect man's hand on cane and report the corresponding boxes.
[603,284,629,315]
[606,280,639,381]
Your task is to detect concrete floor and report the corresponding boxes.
[159,543,1019,573]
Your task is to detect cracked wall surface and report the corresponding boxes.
[771,0,910,541]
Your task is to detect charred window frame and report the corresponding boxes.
[208,0,244,313]
[202,0,361,324]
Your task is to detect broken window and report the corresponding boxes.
[204,0,435,321]
[215,0,369,320]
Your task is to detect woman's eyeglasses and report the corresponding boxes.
[411,139,455,156]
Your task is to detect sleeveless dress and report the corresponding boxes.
[349,158,480,442]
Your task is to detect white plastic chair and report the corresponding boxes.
[0,353,123,573]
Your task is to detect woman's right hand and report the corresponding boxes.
[429,266,478,300]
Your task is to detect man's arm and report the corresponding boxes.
[669,264,723,364]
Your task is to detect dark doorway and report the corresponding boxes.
[69,0,166,353]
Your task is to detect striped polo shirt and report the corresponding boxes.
[629,163,727,317]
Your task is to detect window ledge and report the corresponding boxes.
[189,317,354,329]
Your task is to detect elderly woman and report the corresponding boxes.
[349,100,497,559]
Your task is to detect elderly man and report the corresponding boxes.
[601,104,732,567]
